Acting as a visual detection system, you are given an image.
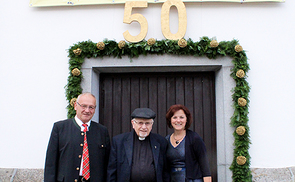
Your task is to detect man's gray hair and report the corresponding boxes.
[76,92,96,102]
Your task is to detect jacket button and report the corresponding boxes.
[80,143,83,147]
[79,155,82,158]
[75,179,78,182]
[81,133,84,136]
[76,167,79,170]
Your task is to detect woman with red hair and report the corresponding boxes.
[165,104,212,182]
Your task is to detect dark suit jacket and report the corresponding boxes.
[107,130,169,182]
[44,118,110,182]
[184,129,211,179]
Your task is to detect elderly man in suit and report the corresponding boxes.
[44,93,110,182]
[107,108,169,182]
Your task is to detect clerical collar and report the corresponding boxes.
[134,131,150,141]
[75,116,91,131]
[139,137,145,141]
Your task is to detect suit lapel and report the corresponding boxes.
[150,133,160,170]
[86,121,103,149]
[124,131,134,167]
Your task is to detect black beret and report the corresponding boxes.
[131,108,156,119]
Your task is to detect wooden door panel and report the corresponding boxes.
[99,72,217,181]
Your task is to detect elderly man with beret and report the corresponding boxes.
[107,108,169,182]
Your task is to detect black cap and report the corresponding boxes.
[131,108,156,119]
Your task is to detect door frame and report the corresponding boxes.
[80,54,235,181]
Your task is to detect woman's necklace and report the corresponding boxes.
[173,133,185,144]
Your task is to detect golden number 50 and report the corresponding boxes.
[123,0,187,43]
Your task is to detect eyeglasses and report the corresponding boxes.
[133,119,153,126]
[76,102,96,110]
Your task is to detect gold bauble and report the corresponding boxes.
[236,126,246,136]
[238,98,247,107]
[118,40,126,49]
[236,69,245,78]
[96,42,105,50]
[147,38,156,46]
[178,38,187,48]
[70,98,77,107]
[71,68,81,76]
[235,45,243,52]
[210,40,219,48]
[236,156,247,165]
[73,48,82,56]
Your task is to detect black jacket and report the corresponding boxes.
[185,129,211,179]
[44,118,110,182]
[107,130,169,182]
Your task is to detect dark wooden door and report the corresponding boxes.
[99,72,217,181]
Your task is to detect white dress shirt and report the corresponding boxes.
[75,116,91,176]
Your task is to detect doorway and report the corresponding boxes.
[99,71,217,181]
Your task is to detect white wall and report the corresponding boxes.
[0,0,294,168]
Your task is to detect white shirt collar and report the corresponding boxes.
[75,115,91,131]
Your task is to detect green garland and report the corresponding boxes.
[65,36,251,181]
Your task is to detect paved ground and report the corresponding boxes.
[0,167,294,181]
[0,169,43,182]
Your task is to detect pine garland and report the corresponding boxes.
[65,36,251,181]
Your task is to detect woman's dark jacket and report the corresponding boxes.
[167,129,211,180]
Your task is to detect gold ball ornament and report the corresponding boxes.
[71,68,81,76]
[235,45,243,52]
[70,98,77,107]
[210,40,219,48]
[96,42,105,50]
[236,156,247,165]
[236,69,245,78]
[118,40,126,49]
[238,98,247,107]
[178,38,187,48]
[147,38,156,46]
[236,126,246,136]
[73,48,82,56]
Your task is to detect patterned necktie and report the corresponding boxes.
[82,124,90,180]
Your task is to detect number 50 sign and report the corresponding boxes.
[123,0,187,43]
